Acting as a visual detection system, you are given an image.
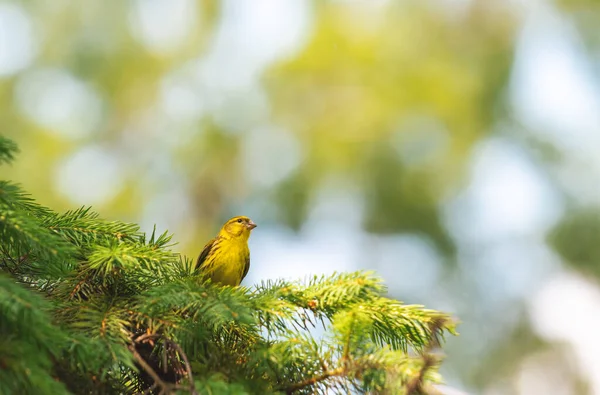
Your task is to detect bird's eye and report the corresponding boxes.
[237,219,243,223]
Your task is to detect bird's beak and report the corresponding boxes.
[247,220,257,230]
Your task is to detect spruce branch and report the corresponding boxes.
[282,310,379,394]
[0,180,53,217]
[0,244,19,274]
[129,343,183,395]
[68,276,91,300]
[0,275,72,394]
[165,339,198,395]
[284,316,354,394]
[1,142,458,394]
[44,206,141,246]
[405,318,448,395]
[284,366,346,394]
[0,207,73,262]
[130,333,198,395]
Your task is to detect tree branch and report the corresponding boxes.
[131,333,197,395]
[166,339,198,395]
[134,332,160,345]
[68,276,90,300]
[284,366,346,394]
[0,244,18,273]
[405,318,446,395]
[129,344,183,395]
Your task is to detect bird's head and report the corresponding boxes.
[219,216,257,240]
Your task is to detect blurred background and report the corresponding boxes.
[2,0,600,393]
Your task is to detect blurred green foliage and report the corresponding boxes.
[550,210,600,278]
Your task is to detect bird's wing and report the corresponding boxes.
[241,254,250,281]
[196,237,217,270]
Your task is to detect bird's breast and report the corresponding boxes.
[209,241,249,286]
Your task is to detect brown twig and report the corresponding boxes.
[285,313,355,394]
[129,344,173,395]
[134,332,160,345]
[166,339,198,395]
[316,354,329,372]
[0,245,19,273]
[68,276,89,300]
[284,367,346,394]
[405,318,447,395]
[405,353,437,395]
[131,334,197,395]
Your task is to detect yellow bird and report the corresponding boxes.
[195,216,257,286]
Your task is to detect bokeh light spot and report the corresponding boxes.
[373,234,441,300]
[129,0,197,54]
[242,126,303,188]
[445,138,563,242]
[511,9,600,151]
[160,65,205,122]
[55,146,123,205]
[530,272,600,394]
[15,68,103,139]
[0,3,36,77]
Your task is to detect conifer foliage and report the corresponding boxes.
[0,136,457,394]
